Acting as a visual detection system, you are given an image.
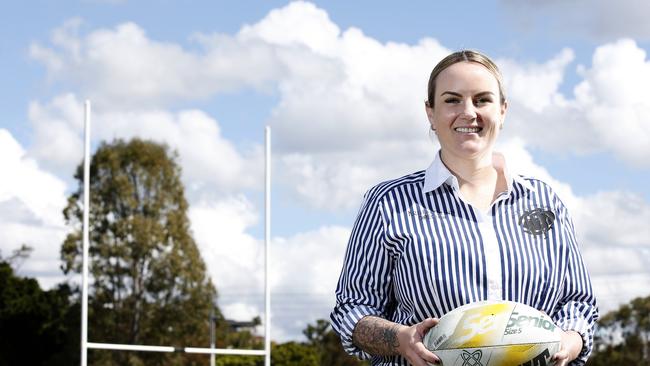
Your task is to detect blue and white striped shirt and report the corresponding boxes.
[330,152,598,366]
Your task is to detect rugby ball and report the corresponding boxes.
[423,301,561,366]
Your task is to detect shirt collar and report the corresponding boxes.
[423,150,535,194]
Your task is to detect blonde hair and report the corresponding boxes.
[427,50,506,107]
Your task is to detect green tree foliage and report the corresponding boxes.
[0,244,33,270]
[587,295,650,365]
[0,261,79,366]
[60,138,220,365]
[271,342,320,366]
[215,355,262,366]
[303,319,368,366]
[212,319,368,366]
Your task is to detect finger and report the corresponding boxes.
[423,317,439,327]
[552,349,569,361]
[405,351,433,366]
[416,318,439,336]
[407,354,440,366]
[414,342,440,363]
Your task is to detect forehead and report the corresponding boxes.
[436,61,500,92]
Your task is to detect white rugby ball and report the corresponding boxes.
[423,300,561,366]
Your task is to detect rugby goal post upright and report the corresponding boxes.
[80,101,272,365]
[264,126,271,366]
[81,101,91,366]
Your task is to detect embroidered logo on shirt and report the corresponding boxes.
[518,208,555,236]
[407,208,443,219]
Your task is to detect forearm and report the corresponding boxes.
[352,315,404,356]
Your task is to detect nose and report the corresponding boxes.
[460,100,477,120]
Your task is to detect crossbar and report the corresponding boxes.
[87,342,267,355]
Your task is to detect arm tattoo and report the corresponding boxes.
[352,316,402,356]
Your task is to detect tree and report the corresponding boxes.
[1,243,32,264]
[587,295,650,365]
[272,342,320,366]
[303,319,368,366]
[0,260,79,366]
[61,138,220,365]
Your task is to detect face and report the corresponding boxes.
[425,61,507,162]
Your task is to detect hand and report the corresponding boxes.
[552,330,583,366]
[396,318,441,366]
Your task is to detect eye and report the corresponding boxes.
[474,96,493,105]
[444,97,460,104]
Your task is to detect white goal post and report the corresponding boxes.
[80,101,272,366]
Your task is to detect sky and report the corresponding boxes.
[1,0,650,344]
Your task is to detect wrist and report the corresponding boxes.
[564,330,584,360]
[352,316,404,356]
[394,323,411,355]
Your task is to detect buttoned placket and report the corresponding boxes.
[450,182,511,301]
[476,201,505,300]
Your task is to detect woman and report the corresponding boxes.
[330,50,598,366]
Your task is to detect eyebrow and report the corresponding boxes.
[440,91,496,98]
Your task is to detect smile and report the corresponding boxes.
[454,127,482,133]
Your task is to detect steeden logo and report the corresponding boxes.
[460,350,484,366]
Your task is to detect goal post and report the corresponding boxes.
[80,101,273,366]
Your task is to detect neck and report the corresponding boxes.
[440,149,496,187]
[440,149,508,213]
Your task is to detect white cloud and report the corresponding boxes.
[0,129,68,287]
[576,39,650,166]
[27,93,85,174]
[189,195,263,296]
[497,49,597,155]
[239,0,341,56]
[30,20,284,109]
[496,138,577,209]
[20,0,650,340]
[0,130,67,229]
[28,3,650,197]
[279,139,434,211]
[93,107,262,193]
[27,94,262,194]
[499,48,575,113]
[575,190,650,313]
[499,39,650,167]
[501,0,650,41]
[28,1,450,210]
[189,195,351,341]
[270,225,351,341]
[575,190,650,248]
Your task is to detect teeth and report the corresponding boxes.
[455,127,482,133]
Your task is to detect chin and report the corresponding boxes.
[457,144,488,156]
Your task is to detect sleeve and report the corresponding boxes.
[329,188,395,360]
[551,201,599,366]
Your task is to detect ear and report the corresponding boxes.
[425,101,436,131]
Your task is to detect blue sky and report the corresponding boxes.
[3,0,648,203]
[1,0,649,342]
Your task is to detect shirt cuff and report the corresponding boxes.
[332,304,383,360]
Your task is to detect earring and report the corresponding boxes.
[428,125,437,141]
